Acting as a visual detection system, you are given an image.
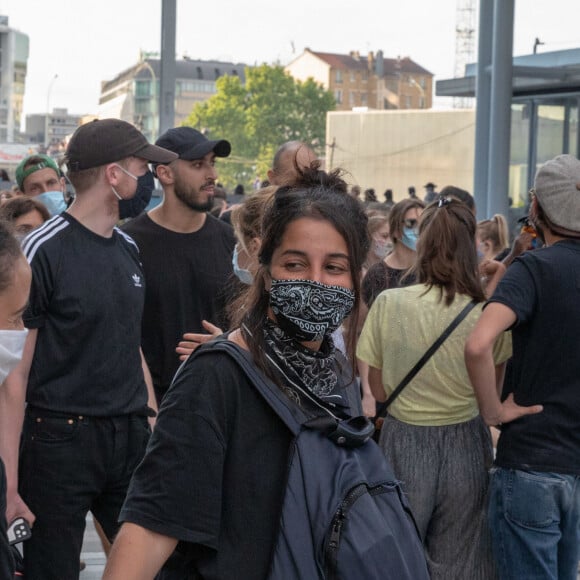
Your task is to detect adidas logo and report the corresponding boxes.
[132,274,142,288]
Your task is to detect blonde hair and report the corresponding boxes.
[230,186,276,250]
[477,214,509,254]
[367,213,390,237]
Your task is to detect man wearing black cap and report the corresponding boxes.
[466,154,580,579]
[122,126,236,404]
[0,119,177,579]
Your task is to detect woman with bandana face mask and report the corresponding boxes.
[0,223,31,580]
[104,166,378,579]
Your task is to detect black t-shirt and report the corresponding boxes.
[119,349,293,579]
[362,261,416,307]
[489,240,580,475]
[22,214,147,416]
[122,213,236,395]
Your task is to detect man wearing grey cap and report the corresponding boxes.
[0,119,177,578]
[122,126,236,405]
[465,154,580,579]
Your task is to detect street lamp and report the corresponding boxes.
[45,74,58,148]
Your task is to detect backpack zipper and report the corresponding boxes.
[325,483,387,579]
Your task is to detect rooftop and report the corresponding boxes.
[302,49,432,76]
[436,48,580,98]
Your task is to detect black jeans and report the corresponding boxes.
[19,407,151,580]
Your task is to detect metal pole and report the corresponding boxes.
[487,0,515,219]
[527,100,538,193]
[563,100,570,154]
[45,74,58,147]
[159,0,176,136]
[576,97,580,159]
[473,0,493,219]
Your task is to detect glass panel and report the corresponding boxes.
[536,102,565,165]
[135,80,151,98]
[509,103,530,208]
[568,100,578,158]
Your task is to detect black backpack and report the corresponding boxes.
[196,340,429,580]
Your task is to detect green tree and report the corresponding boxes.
[184,64,335,189]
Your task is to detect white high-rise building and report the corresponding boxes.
[0,16,29,142]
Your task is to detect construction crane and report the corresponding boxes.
[454,0,477,109]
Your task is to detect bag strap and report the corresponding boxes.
[191,339,375,447]
[375,299,478,419]
[192,339,305,436]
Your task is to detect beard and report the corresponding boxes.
[173,177,215,212]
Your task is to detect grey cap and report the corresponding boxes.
[534,154,580,232]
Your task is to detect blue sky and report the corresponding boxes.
[3,0,580,118]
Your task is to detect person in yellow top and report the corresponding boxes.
[358,197,511,580]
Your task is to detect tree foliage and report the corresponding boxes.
[184,64,335,188]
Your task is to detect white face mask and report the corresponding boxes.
[111,164,138,201]
[0,329,28,384]
[373,239,393,259]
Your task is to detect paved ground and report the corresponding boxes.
[80,514,106,579]
[27,514,580,578]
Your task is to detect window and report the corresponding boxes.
[178,80,215,93]
[336,70,343,84]
[335,89,343,104]
[420,77,426,89]
[361,70,368,82]
[361,93,367,106]
[135,80,152,98]
[350,70,356,82]
[419,97,425,109]
[349,91,355,106]
[405,96,412,108]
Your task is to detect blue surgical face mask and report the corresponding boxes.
[118,170,155,220]
[401,227,418,251]
[36,191,67,216]
[232,245,254,285]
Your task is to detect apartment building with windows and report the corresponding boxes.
[98,55,247,142]
[0,15,29,142]
[286,48,433,111]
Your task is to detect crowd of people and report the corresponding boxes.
[0,119,577,580]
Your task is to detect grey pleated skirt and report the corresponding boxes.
[379,413,496,580]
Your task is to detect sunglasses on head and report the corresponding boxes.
[403,218,418,229]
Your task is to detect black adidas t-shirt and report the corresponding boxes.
[490,240,580,475]
[22,213,148,416]
[122,213,236,397]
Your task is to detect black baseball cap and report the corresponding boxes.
[66,119,178,171]
[155,127,231,161]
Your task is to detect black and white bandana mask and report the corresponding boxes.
[269,278,355,342]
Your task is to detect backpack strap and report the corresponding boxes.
[191,339,374,447]
[192,339,304,437]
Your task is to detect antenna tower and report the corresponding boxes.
[454,0,477,109]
